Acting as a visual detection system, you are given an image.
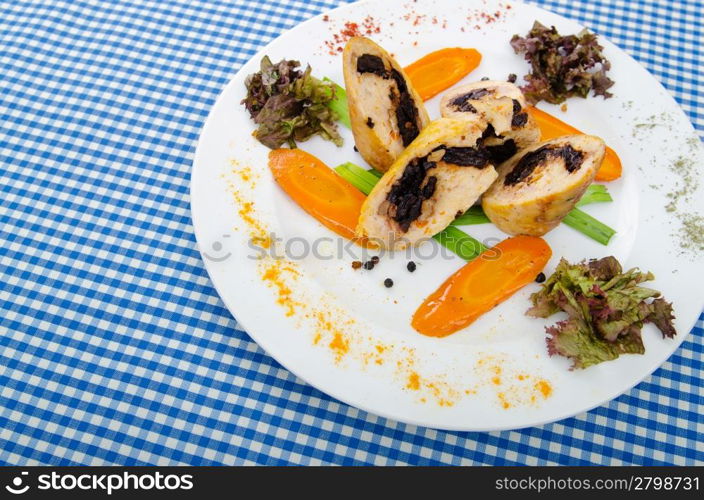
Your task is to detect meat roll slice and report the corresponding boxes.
[482,135,606,237]
[357,117,498,249]
[440,80,540,164]
[343,37,430,172]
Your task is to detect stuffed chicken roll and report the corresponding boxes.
[440,80,540,164]
[482,135,606,236]
[357,117,498,249]
[343,37,430,172]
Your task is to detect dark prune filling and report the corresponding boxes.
[450,96,477,113]
[512,99,521,114]
[441,146,491,167]
[479,123,517,163]
[356,54,386,75]
[356,54,421,146]
[451,92,527,128]
[449,88,493,113]
[560,145,584,172]
[386,155,437,231]
[512,113,528,127]
[511,99,528,128]
[482,123,497,139]
[422,176,437,199]
[390,69,421,146]
[505,144,584,186]
[386,143,492,231]
[485,139,517,164]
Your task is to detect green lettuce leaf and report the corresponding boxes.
[646,298,676,339]
[529,256,676,369]
[510,21,615,105]
[242,56,343,149]
[546,317,645,369]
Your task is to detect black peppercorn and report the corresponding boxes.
[535,272,546,283]
[384,278,393,288]
[407,261,416,272]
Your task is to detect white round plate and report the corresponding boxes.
[191,0,704,430]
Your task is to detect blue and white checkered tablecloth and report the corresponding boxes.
[0,0,701,465]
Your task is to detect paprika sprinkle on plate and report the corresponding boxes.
[323,17,382,55]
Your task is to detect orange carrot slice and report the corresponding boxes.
[412,235,552,337]
[404,48,482,101]
[268,148,368,244]
[526,106,622,182]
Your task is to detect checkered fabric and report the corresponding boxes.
[0,0,701,465]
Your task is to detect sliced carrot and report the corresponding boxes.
[526,106,622,181]
[411,236,552,337]
[404,48,482,101]
[268,148,368,244]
